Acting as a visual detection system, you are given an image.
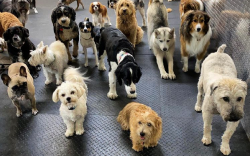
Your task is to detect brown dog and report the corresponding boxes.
[117,102,162,152]
[61,0,84,10]
[0,12,23,37]
[1,62,38,117]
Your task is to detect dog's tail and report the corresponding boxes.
[217,44,227,53]
[136,26,144,45]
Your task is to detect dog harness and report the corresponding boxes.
[118,51,134,64]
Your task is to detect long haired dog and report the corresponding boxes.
[117,102,162,152]
[51,5,79,62]
[116,0,144,46]
[194,45,247,155]
[28,41,68,85]
[179,0,204,18]
[180,10,212,73]
[52,67,88,137]
[89,2,111,27]
[60,0,84,10]
[79,18,99,67]
[98,27,142,99]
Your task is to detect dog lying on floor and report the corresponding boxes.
[194,44,247,156]
[98,27,142,99]
[117,102,162,152]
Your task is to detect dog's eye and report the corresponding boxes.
[147,123,151,127]
[138,121,142,125]
[223,97,229,102]
[22,82,27,86]
[61,94,65,97]
[166,40,170,42]
[200,19,204,23]
[127,4,129,7]
[64,12,69,16]
[71,91,75,94]
[193,19,197,22]
[159,40,163,42]
[237,97,242,102]
[121,4,123,6]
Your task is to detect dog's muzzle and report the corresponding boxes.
[228,112,243,122]
[13,35,21,42]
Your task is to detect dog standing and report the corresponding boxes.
[180,10,212,73]
[89,2,111,27]
[27,0,38,14]
[179,0,204,18]
[117,102,162,152]
[52,67,88,137]
[98,27,142,99]
[116,0,144,46]
[51,5,79,62]
[1,62,38,117]
[60,0,84,10]
[28,41,68,85]
[194,44,247,155]
[79,18,98,67]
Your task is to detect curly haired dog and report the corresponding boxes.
[117,102,162,152]
[116,0,144,46]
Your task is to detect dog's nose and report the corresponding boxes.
[163,48,168,51]
[123,9,126,13]
[197,28,201,32]
[84,29,88,33]
[61,19,66,23]
[140,132,145,137]
[13,37,18,41]
[66,97,71,102]
[130,90,135,94]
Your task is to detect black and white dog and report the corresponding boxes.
[51,5,79,62]
[98,27,142,99]
[3,26,40,78]
[0,0,30,27]
[27,0,38,14]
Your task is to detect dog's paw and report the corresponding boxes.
[76,128,85,135]
[98,65,106,71]
[73,54,78,58]
[182,66,188,72]
[34,9,38,14]
[16,111,22,117]
[84,63,88,67]
[195,105,202,112]
[107,92,118,99]
[161,73,169,79]
[202,136,212,145]
[132,145,143,152]
[65,130,74,137]
[127,93,137,99]
[195,66,200,73]
[220,144,231,155]
[95,63,99,67]
[45,80,53,85]
[32,109,38,115]
[56,80,62,85]
[168,73,176,80]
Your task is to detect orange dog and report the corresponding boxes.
[179,0,204,18]
[0,12,23,37]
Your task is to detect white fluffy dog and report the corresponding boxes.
[52,67,88,137]
[194,44,247,155]
[28,41,68,85]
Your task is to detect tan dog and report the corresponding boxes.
[0,12,23,37]
[148,0,172,13]
[117,102,162,152]
[1,63,38,117]
[61,0,84,10]
[116,0,144,46]
[194,44,247,155]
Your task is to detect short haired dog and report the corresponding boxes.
[89,2,111,27]
[51,5,79,62]
[52,67,88,137]
[117,102,162,152]
[98,27,142,99]
[1,62,38,117]
[194,44,247,155]
[60,0,84,10]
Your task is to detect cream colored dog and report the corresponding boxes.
[194,44,247,155]
[52,67,88,137]
[117,102,162,152]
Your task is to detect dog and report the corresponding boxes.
[194,44,247,155]
[0,0,30,27]
[117,102,162,152]
[51,5,79,62]
[79,18,99,67]
[1,62,38,117]
[27,0,38,14]
[148,0,172,13]
[179,0,204,18]
[93,26,102,50]
[52,67,88,137]
[180,10,212,73]
[89,2,111,27]
[60,0,84,10]
[0,37,6,52]
[28,41,68,85]
[98,27,142,99]
[116,0,144,46]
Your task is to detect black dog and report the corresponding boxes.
[3,26,40,78]
[0,0,30,27]
[51,5,79,62]
[98,27,142,100]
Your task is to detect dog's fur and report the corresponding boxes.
[52,67,88,137]
[0,37,6,52]
[93,26,103,50]
[179,0,204,18]
[60,0,84,10]
[51,5,79,62]
[79,18,98,67]
[116,0,144,46]
[98,27,142,99]
[0,12,23,37]
[194,44,247,155]
[27,0,38,14]
[180,10,212,73]
[89,2,111,27]
[117,102,162,152]
[28,41,68,85]
[148,0,172,13]
[0,0,30,27]
[1,62,38,117]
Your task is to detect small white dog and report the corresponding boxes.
[52,67,88,137]
[194,44,247,155]
[28,41,68,85]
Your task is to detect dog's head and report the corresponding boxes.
[154,27,175,52]
[210,78,247,122]
[1,66,29,100]
[52,82,86,110]
[51,5,76,27]
[79,18,94,34]
[181,2,199,17]
[28,42,48,67]
[12,0,30,14]
[3,26,29,48]
[116,0,135,17]
[89,2,106,14]
[108,0,118,9]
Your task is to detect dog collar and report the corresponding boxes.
[118,52,134,64]
[58,24,71,31]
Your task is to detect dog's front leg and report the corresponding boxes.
[43,68,53,85]
[220,121,239,155]
[138,7,146,27]
[55,71,63,85]
[83,47,88,67]
[92,45,99,67]
[195,78,203,112]
[12,100,22,117]
[155,53,168,79]
[72,38,79,59]
[64,119,75,137]
[98,51,106,71]
[107,66,118,99]
[202,110,213,145]
[75,117,85,135]
[30,95,38,115]
[166,53,176,80]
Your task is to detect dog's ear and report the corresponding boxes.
[181,11,194,36]
[37,41,44,49]
[51,8,58,24]
[89,3,94,14]
[210,83,218,96]
[155,116,162,129]
[115,65,123,86]
[42,45,48,54]
[133,65,142,83]
[169,28,175,39]
[74,84,85,98]
[3,29,10,42]
[52,87,60,103]
[84,17,89,22]
[1,74,11,86]
[238,80,248,95]
[204,13,210,24]
[154,29,161,39]
[70,7,76,21]
[79,22,83,28]
[22,27,29,38]
[20,66,27,78]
